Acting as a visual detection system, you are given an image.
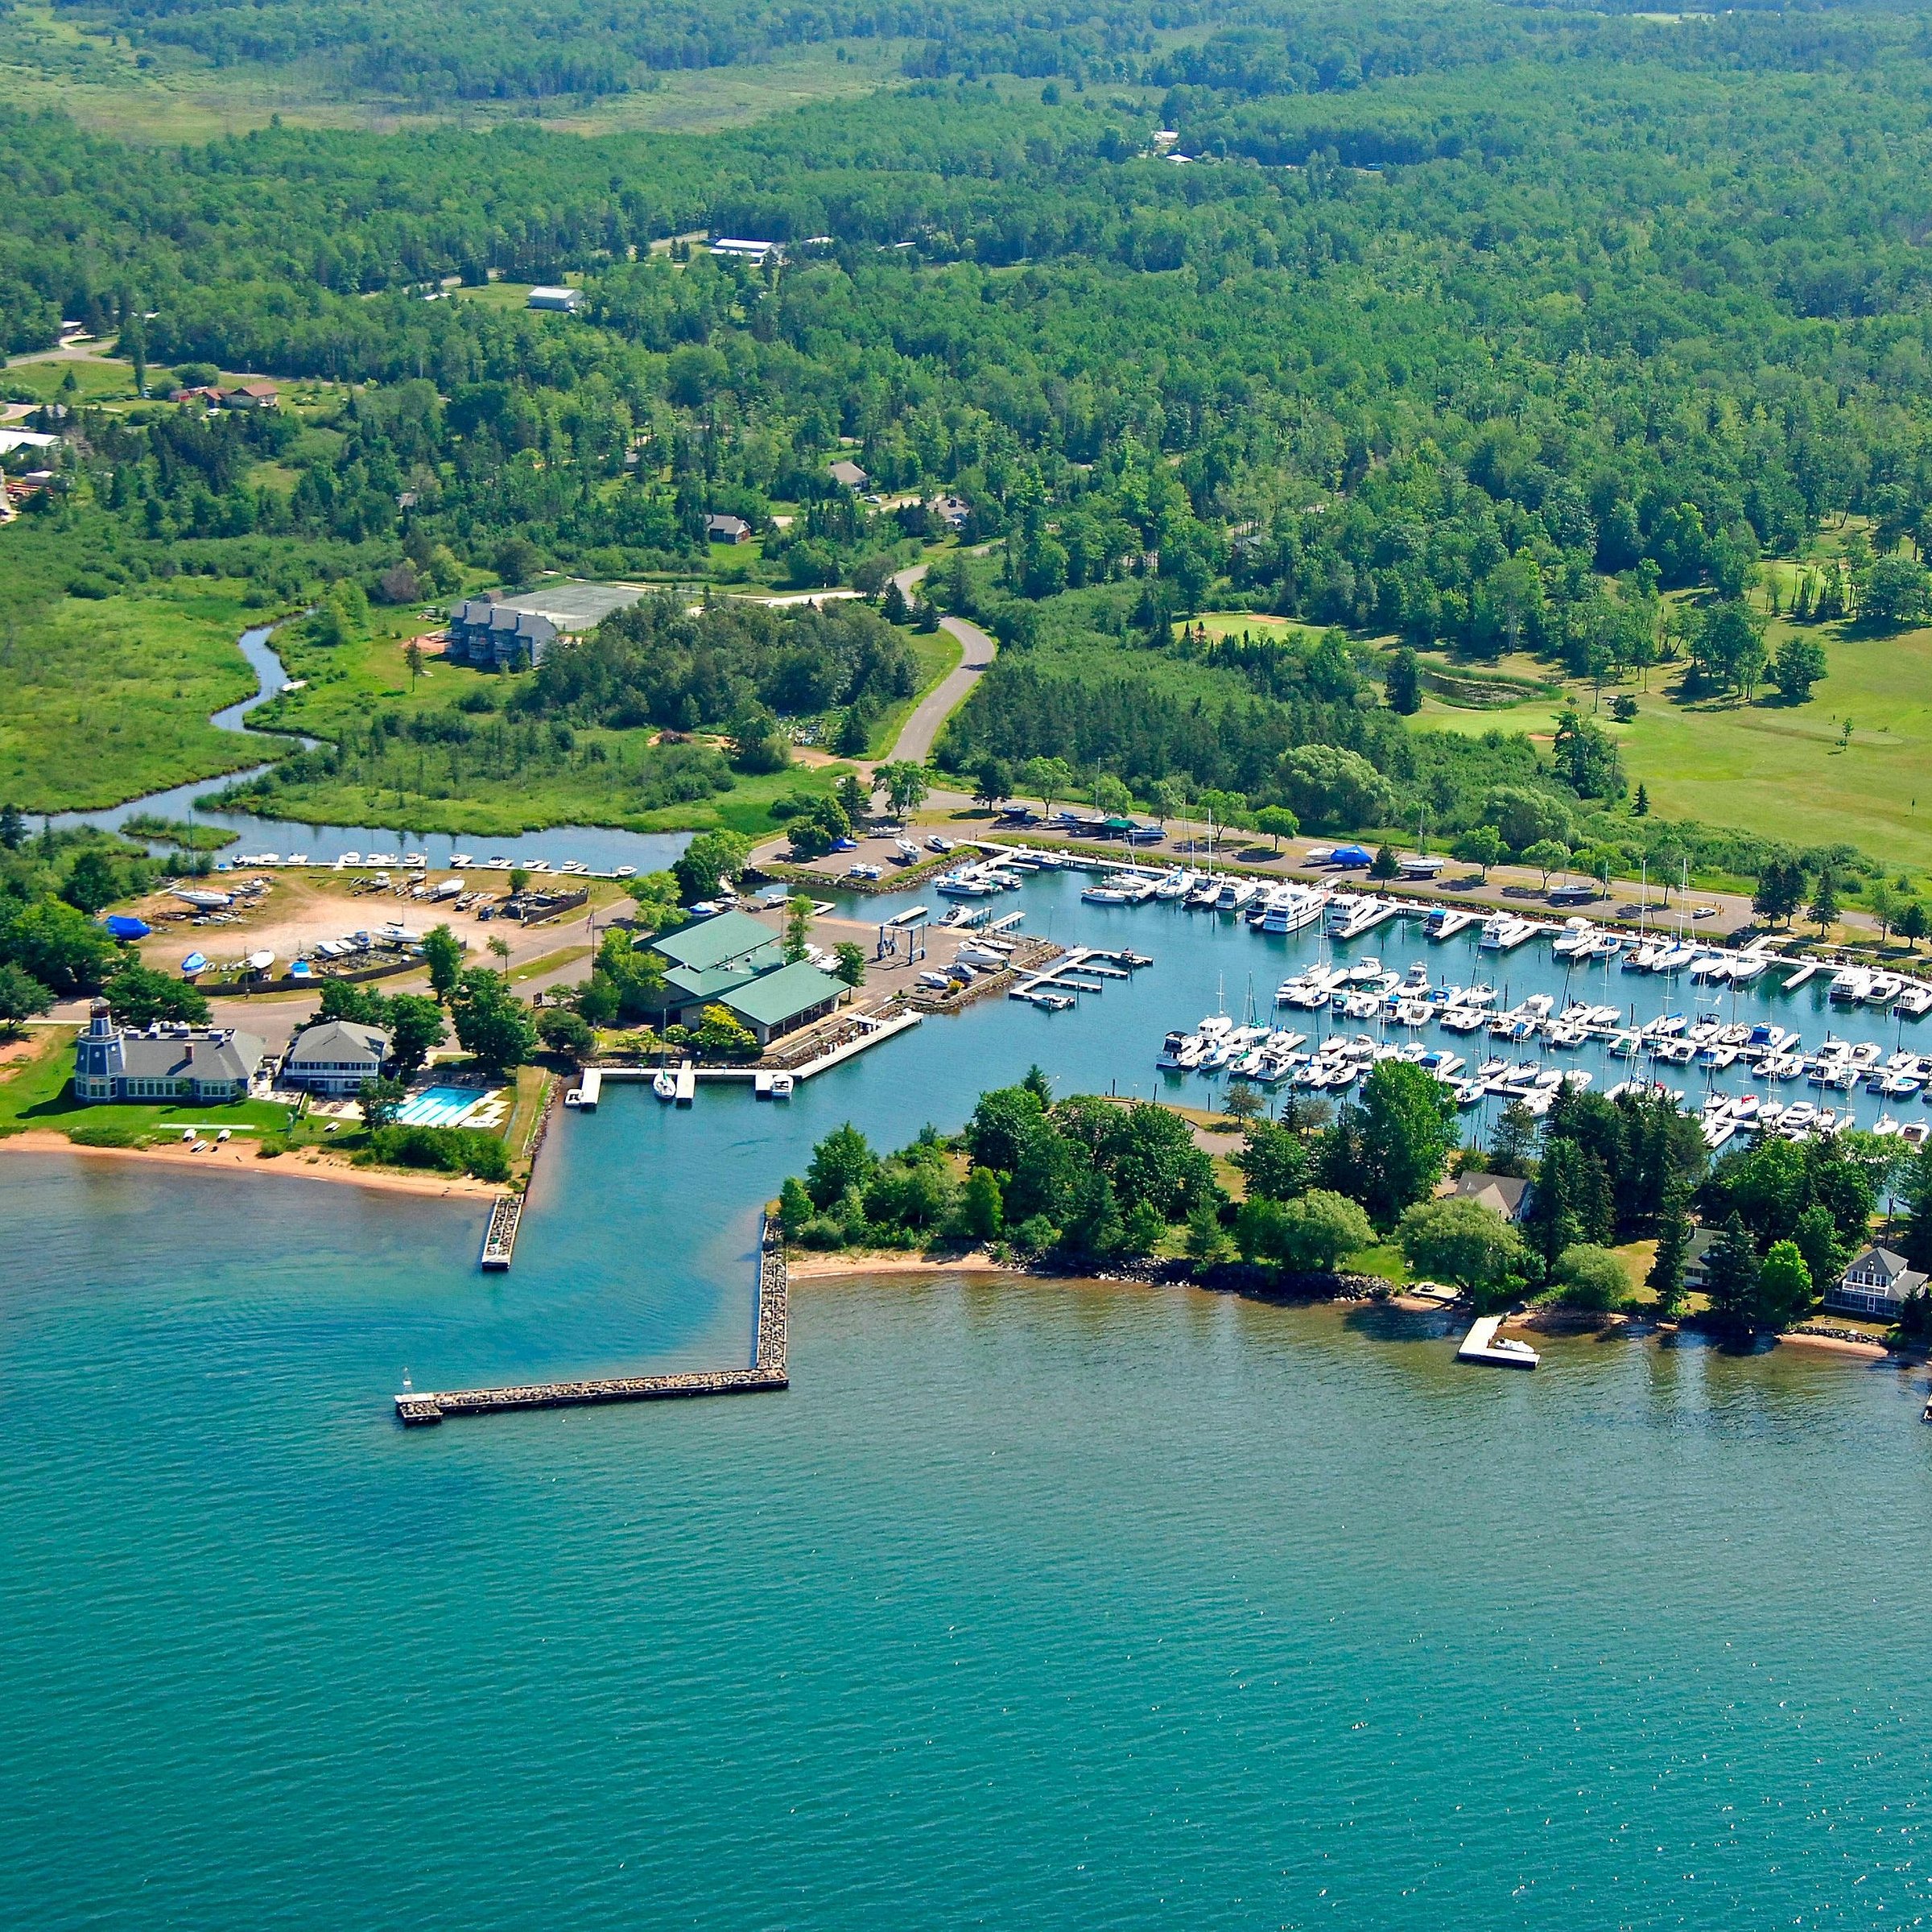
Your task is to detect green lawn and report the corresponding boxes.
[1410,613,1932,874]
[0,576,270,810]
[0,1027,298,1143]
[1,354,154,403]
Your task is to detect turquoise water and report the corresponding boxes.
[394,1085,500,1128]
[6,871,1932,1927]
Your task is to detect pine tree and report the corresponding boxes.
[1633,782,1649,817]
[1648,1186,1690,1315]
[1703,1211,1761,1327]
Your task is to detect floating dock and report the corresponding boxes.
[1782,962,1822,993]
[564,1067,601,1109]
[400,1223,788,1426]
[1009,945,1153,1004]
[480,1194,522,1270]
[1455,1314,1539,1369]
[674,1060,696,1105]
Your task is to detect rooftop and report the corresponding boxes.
[652,910,782,976]
[724,960,844,1029]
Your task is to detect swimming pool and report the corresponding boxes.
[394,1086,495,1128]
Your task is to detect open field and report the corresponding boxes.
[0,577,269,811]
[1410,613,1932,874]
[0,11,910,143]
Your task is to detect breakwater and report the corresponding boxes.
[398,1220,787,1426]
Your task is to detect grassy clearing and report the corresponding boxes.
[0,19,910,143]
[1410,609,1932,873]
[548,41,913,135]
[0,577,268,810]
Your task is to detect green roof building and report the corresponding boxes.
[653,910,784,1024]
[722,960,844,1046]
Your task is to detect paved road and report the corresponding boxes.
[887,562,998,764]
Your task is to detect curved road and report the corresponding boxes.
[887,561,997,764]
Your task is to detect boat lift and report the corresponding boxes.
[878,904,929,964]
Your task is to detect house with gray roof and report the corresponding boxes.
[1828,1245,1929,1318]
[1452,1170,1531,1222]
[828,459,869,490]
[72,1003,265,1104]
[447,597,558,671]
[283,1019,392,1096]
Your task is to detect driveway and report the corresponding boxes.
[887,561,997,764]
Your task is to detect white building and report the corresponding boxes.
[283,1020,391,1096]
[526,287,582,313]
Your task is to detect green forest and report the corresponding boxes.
[12,0,1932,890]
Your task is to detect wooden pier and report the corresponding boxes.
[1455,1314,1539,1369]
[480,1194,522,1270]
[399,1221,788,1426]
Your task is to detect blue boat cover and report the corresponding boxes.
[103,915,152,939]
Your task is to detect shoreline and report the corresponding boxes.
[0,1129,502,1199]
[787,1250,1909,1360]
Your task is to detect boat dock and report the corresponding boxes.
[480,1194,522,1270]
[1427,909,1479,941]
[675,1060,696,1105]
[399,1221,789,1426]
[1455,1314,1539,1369]
[1009,946,1154,1005]
[1783,962,1822,993]
[564,1067,601,1109]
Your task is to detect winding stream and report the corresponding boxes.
[52,623,695,873]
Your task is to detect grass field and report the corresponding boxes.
[1410,610,1932,874]
[0,578,270,811]
[0,10,910,143]
[0,1026,299,1143]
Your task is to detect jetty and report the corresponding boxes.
[1455,1314,1539,1369]
[564,1067,601,1110]
[398,1222,788,1426]
[480,1194,522,1270]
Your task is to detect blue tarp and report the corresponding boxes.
[1328,845,1374,868]
[102,915,151,940]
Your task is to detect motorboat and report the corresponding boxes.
[180,952,207,976]
[769,1073,795,1100]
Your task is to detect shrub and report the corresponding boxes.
[1550,1242,1629,1311]
[359,1123,509,1181]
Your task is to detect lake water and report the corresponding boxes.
[5,869,1932,1927]
[50,623,695,876]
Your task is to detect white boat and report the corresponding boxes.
[770,1073,794,1100]
[652,1068,678,1102]
[449,854,473,869]
[246,950,275,972]
[1830,968,1872,1004]
[180,952,207,976]
[171,889,233,910]
[1478,912,1538,951]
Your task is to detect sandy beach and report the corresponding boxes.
[0,1129,502,1199]
[785,1247,1010,1281]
